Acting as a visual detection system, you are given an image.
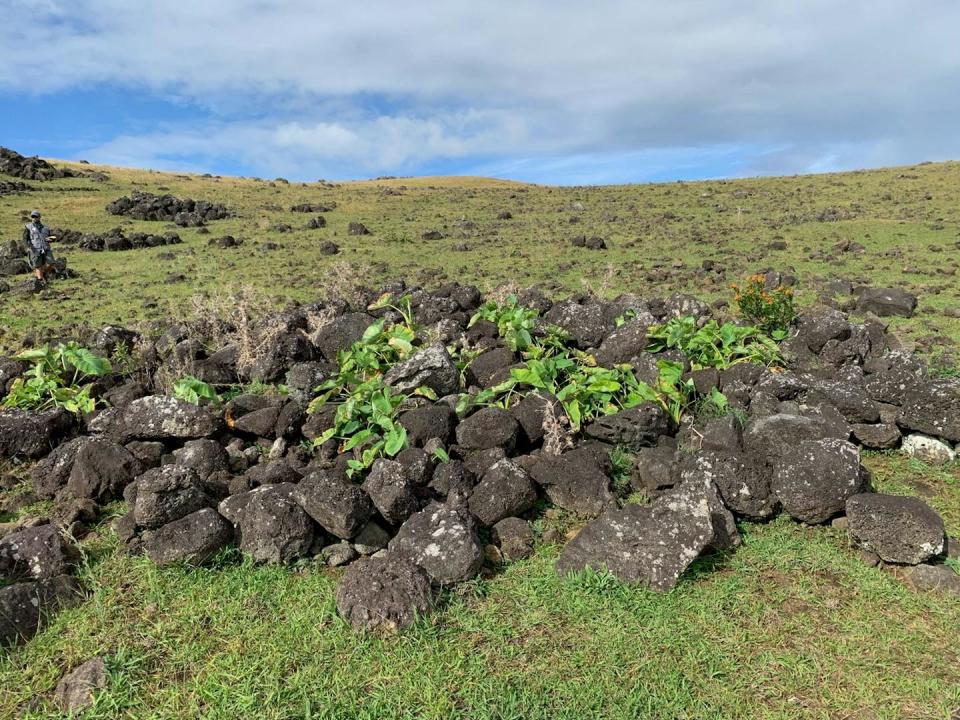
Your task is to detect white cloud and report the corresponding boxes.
[2,1,958,180]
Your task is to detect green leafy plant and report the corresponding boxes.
[172,376,220,406]
[614,309,637,328]
[3,343,112,414]
[729,274,796,338]
[307,293,422,475]
[646,317,782,370]
[469,295,539,353]
[312,379,407,476]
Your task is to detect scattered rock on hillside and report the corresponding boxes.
[846,493,945,564]
[0,575,82,646]
[856,287,917,317]
[54,658,108,714]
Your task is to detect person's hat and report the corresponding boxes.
[30,210,41,218]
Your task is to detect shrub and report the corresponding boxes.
[469,295,538,353]
[729,274,796,338]
[3,343,111,414]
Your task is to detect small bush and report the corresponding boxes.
[729,274,796,338]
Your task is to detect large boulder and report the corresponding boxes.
[593,320,649,367]
[119,396,221,441]
[0,524,77,580]
[0,575,82,646]
[171,438,229,481]
[856,287,917,317]
[384,343,459,396]
[66,439,143,502]
[582,402,670,449]
[556,480,722,590]
[133,465,210,529]
[743,412,849,462]
[388,504,483,585]
[0,408,73,459]
[238,485,314,564]
[468,459,537,526]
[772,438,864,524]
[335,554,434,632]
[292,470,373,539]
[144,508,233,566]
[846,494,945,564]
[898,379,960,443]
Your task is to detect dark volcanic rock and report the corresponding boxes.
[67,439,143,502]
[383,343,459,396]
[583,402,670,449]
[856,287,917,317]
[468,459,537,526]
[456,407,520,452]
[529,448,615,517]
[0,525,76,581]
[0,575,81,646]
[362,460,418,526]
[772,438,864,524]
[0,408,73,459]
[846,493,945,564]
[238,485,314,563]
[543,300,612,349]
[492,517,535,560]
[30,436,92,499]
[293,470,373,539]
[556,480,721,590]
[144,508,233,566]
[898,378,960,443]
[54,658,108,714]
[336,554,434,632]
[311,313,374,362]
[133,465,210,529]
[851,423,901,449]
[399,404,456,447]
[681,450,777,520]
[119,396,221,441]
[389,504,483,585]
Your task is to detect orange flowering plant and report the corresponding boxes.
[730,274,796,339]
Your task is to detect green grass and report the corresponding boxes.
[2,160,960,718]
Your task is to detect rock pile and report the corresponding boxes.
[106,191,229,226]
[0,147,78,181]
[0,282,956,639]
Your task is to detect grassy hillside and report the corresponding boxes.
[1,158,959,719]
[2,159,960,357]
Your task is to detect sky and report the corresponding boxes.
[1,1,959,185]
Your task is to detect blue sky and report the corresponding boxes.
[1,1,959,185]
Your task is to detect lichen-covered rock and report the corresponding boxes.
[384,343,459,396]
[336,554,434,632]
[133,465,210,529]
[772,438,864,524]
[54,658,108,714]
[144,508,233,565]
[556,480,720,590]
[398,404,457,447]
[292,470,373,539]
[389,504,483,585]
[898,378,960,443]
[362,460,418,526]
[846,494,945,564]
[850,423,901,450]
[582,402,670,449]
[529,448,615,517]
[119,396,221,441]
[30,436,92,499]
[492,517,534,560]
[468,459,537,526]
[681,450,777,520]
[0,524,77,580]
[238,485,313,563]
[901,433,955,465]
[0,408,73,459]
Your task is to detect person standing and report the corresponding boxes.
[22,210,57,286]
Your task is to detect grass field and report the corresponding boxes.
[1,158,959,718]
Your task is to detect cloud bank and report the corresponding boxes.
[1,1,958,182]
